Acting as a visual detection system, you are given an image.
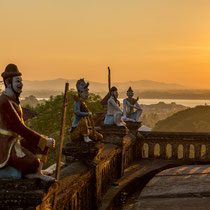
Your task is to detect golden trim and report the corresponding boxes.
[18,104,25,125]
[0,128,26,169]
[0,140,16,168]
[0,128,17,137]
[36,154,48,164]
[38,135,47,151]
[14,137,26,158]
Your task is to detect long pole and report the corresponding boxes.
[108,66,111,92]
[53,82,69,209]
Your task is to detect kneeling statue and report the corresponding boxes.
[104,86,125,126]
[70,79,103,142]
[0,64,55,180]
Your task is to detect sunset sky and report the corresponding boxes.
[1,0,210,88]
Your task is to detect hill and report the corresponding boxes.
[140,102,187,128]
[21,78,189,98]
[23,79,185,92]
[153,105,210,132]
[22,79,210,99]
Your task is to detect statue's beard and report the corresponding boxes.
[11,84,21,104]
[111,93,118,102]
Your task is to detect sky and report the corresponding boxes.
[1,0,210,88]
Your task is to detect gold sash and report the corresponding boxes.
[0,128,26,168]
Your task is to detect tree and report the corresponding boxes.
[26,90,104,167]
[21,95,39,108]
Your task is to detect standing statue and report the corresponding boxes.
[0,64,55,180]
[104,86,125,126]
[70,79,103,142]
[122,87,142,122]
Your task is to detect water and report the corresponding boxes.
[37,98,50,101]
[21,97,50,101]
[21,97,210,108]
[118,99,210,108]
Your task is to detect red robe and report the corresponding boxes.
[0,93,48,173]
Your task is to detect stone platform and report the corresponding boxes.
[0,178,56,209]
[136,164,210,210]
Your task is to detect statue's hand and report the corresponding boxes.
[128,104,134,108]
[88,112,92,116]
[46,138,55,148]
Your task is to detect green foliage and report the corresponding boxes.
[23,103,35,110]
[153,105,210,132]
[21,95,39,108]
[26,90,104,167]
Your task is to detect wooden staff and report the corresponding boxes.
[89,112,96,138]
[53,82,69,209]
[108,66,111,92]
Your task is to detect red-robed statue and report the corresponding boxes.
[0,64,55,180]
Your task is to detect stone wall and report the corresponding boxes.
[0,178,56,210]
[7,130,210,209]
[54,128,137,210]
[54,130,210,210]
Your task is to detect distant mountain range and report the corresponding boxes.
[23,78,186,93]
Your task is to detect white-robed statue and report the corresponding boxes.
[121,87,142,122]
[104,86,125,127]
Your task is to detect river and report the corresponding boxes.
[118,98,210,108]
[24,98,210,108]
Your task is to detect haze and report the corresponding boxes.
[1,0,210,88]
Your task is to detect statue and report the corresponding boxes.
[104,86,126,126]
[70,79,103,142]
[0,64,55,180]
[122,87,142,122]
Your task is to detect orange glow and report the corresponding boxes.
[1,1,210,88]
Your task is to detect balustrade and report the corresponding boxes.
[138,131,210,161]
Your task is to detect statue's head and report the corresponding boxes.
[110,86,118,99]
[127,86,134,99]
[1,64,23,96]
[76,79,89,100]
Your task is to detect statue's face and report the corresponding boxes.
[127,91,134,98]
[113,90,118,99]
[12,76,23,94]
[80,89,89,100]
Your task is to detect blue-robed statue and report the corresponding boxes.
[70,79,103,142]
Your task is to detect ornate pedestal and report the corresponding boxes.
[125,121,142,135]
[63,141,104,166]
[100,125,128,145]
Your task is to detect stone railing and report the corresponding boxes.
[55,130,210,209]
[137,131,210,161]
[6,129,210,209]
[54,126,137,210]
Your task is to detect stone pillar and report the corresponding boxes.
[63,141,104,210]
[100,125,128,177]
[125,121,142,136]
[100,125,128,145]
